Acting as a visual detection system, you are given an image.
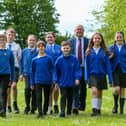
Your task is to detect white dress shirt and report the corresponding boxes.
[6,41,21,68]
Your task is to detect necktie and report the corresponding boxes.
[8,44,11,50]
[31,48,34,54]
[50,45,54,53]
[78,38,82,64]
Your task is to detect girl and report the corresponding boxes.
[0,34,14,117]
[30,41,53,118]
[85,32,112,116]
[109,31,126,114]
[20,34,38,114]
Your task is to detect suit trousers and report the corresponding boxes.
[79,67,87,110]
[72,67,87,110]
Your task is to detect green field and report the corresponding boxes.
[0,81,126,126]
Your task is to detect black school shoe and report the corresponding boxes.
[112,106,118,114]
[97,109,101,115]
[37,113,43,118]
[24,106,30,114]
[67,110,71,116]
[8,106,12,113]
[0,110,6,118]
[54,105,59,114]
[30,109,35,114]
[59,112,65,117]
[91,108,98,116]
[72,109,79,115]
[13,101,19,114]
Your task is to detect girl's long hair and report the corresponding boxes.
[86,32,109,56]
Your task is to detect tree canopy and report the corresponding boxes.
[92,0,126,44]
[0,0,59,47]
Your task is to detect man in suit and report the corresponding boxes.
[68,24,89,114]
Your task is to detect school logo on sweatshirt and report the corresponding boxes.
[4,52,7,56]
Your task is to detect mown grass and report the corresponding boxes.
[0,81,126,126]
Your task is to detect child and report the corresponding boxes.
[85,32,112,116]
[109,31,126,114]
[30,41,53,118]
[6,27,21,113]
[54,41,82,117]
[20,34,38,114]
[0,34,14,117]
[45,32,62,114]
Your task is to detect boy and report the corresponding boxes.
[0,34,15,117]
[6,27,21,113]
[20,34,38,114]
[54,41,82,117]
[30,41,53,118]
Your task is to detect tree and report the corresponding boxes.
[92,0,126,44]
[0,0,59,47]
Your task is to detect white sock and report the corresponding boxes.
[48,106,52,111]
[92,98,98,109]
[120,96,125,98]
[97,98,102,110]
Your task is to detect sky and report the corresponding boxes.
[55,0,104,36]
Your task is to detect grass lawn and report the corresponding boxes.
[0,81,126,126]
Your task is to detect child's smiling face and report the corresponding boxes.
[45,33,55,44]
[0,35,7,48]
[93,34,102,47]
[61,45,71,56]
[115,32,124,45]
[27,35,36,48]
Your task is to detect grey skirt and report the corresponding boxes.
[88,75,108,90]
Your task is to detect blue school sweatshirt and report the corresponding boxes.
[20,48,38,76]
[109,44,126,73]
[85,48,112,84]
[0,49,15,80]
[54,54,82,87]
[30,55,53,86]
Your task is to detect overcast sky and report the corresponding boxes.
[55,0,104,36]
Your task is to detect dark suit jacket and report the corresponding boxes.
[68,37,89,56]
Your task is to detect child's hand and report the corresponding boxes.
[55,83,59,89]
[109,52,114,59]
[75,80,80,86]
[85,48,90,56]
[8,81,13,86]
[19,75,24,81]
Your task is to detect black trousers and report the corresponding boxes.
[0,75,10,113]
[79,67,87,110]
[24,76,36,110]
[60,87,73,114]
[35,84,51,115]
